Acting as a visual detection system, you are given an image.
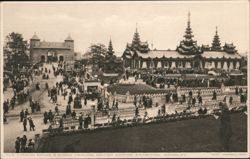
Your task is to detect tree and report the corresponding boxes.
[5,32,29,68]
[89,43,107,68]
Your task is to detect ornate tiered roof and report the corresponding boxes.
[211,27,222,51]
[201,44,210,51]
[223,43,237,53]
[107,39,114,56]
[176,12,201,55]
[122,13,242,61]
[123,26,150,57]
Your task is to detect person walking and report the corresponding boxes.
[219,104,232,151]
[20,110,24,122]
[15,137,21,153]
[20,135,27,152]
[48,110,53,122]
[43,111,48,124]
[78,114,83,129]
[29,117,35,131]
[23,118,27,131]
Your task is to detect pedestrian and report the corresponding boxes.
[29,117,35,131]
[25,109,29,117]
[115,101,119,110]
[20,135,27,152]
[135,107,139,117]
[229,96,233,105]
[3,100,9,113]
[27,139,35,152]
[161,104,166,115]
[86,115,91,128]
[29,96,32,107]
[15,137,21,153]
[36,102,41,112]
[43,111,48,124]
[11,98,15,110]
[20,109,24,122]
[55,106,59,114]
[66,104,71,115]
[219,103,232,151]
[23,118,27,131]
[71,110,76,119]
[78,114,83,129]
[59,118,63,129]
[84,97,87,106]
[63,90,67,100]
[68,93,73,104]
[48,110,53,122]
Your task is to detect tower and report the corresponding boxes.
[107,38,114,56]
[65,34,74,51]
[30,32,40,48]
[30,33,41,62]
[131,23,141,50]
[211,26,222,51]
[176,11,200,55]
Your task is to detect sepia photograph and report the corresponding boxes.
[0,1,249,158]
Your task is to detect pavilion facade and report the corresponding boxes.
[122,12,244,71]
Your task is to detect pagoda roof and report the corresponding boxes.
[31,33,40,40]
[224,43,235,48]
[202,44,210,48]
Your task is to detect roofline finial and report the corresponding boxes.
[188,10,191,23]
[136,22,138,33]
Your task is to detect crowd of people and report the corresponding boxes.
[15,135,35,153]
[3,59,247,153]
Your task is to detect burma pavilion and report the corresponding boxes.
[122,12,244,71]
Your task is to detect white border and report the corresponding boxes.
[0,1,249,158]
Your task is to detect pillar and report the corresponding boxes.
[157,61,162,68]
[217,61,221,69]
[223,61,228,70]
[236,61,240,69]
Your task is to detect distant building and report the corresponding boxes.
[122,12,245,71]
[29,33,75,64]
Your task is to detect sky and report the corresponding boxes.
[1,1,249,56]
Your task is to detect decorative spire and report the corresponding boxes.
[107,38,114,56]
[211,26,221,51]
[136,22,138,33]
[176,11,200,55]
[188,11,191,27]
[132,23,141,49]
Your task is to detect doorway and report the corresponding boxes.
[59,56,64,62]
[41,55,46,63]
